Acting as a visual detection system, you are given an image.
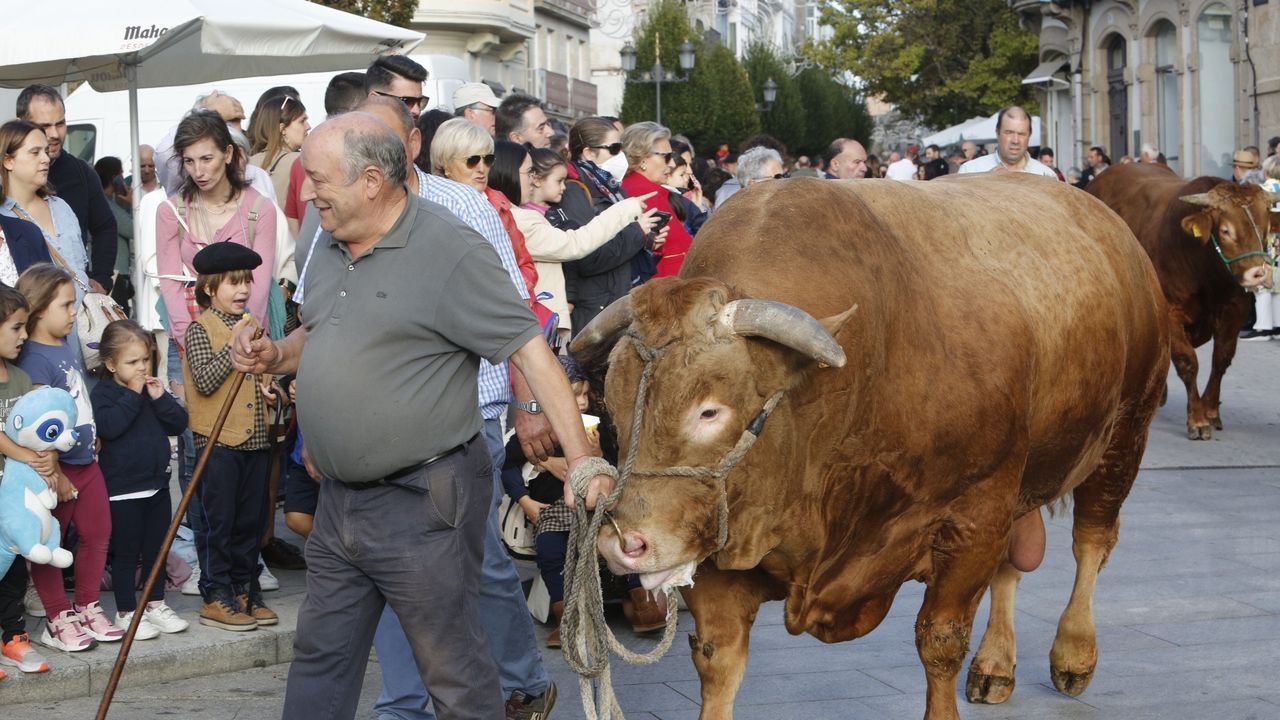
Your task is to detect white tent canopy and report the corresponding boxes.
[923,111,1041,148]
[0,0,422,91]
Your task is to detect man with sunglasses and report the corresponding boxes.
[453,83,503,137]
[366,55,430,121]
[496,93,555,149]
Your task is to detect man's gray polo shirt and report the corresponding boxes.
[296,192,540,483]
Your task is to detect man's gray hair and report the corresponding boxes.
[340,121,408,187]
[736,146,783,187]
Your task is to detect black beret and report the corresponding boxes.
[192,242,262,275]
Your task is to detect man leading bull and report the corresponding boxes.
[231,111,612,719]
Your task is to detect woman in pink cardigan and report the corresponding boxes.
[155,111,276,350]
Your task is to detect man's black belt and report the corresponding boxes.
[344,433,480,491]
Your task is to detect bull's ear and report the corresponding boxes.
[1181,211,1213,244]
[820,304,858,339]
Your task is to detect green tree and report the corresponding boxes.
[309,0,416,29]
[742,43,805,155]
[620,1,760,151]
[807,0,1039,128]
[794,67,872,157]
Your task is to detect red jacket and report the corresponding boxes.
[620,171,693,278]
[484,186,538,298]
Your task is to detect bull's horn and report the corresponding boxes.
[1179,193,1212,207]
[569,295,634,354]
[721,300,847,368]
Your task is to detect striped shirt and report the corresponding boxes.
[416,169,527,420]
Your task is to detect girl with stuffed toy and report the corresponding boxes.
[17,263,123,652]
[0,285,57,675]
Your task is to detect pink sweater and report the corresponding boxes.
[155,187,276,348]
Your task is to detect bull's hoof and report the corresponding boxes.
[1186,424,1212,440]
[1051,667,1094,696]
[965,667,1016,704]
[1208,415,1224,431]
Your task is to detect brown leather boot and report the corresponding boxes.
[547,601,564,649]
[622,587,667,634]
[236,592,279,626]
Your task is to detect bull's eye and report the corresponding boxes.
[700,408,719,420]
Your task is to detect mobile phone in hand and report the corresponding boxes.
[651,210,672,232]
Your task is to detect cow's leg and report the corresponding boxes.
[966,561,1022,704]
[1050,407,1151,695]
[681,565,776,720]
[1167,310,1210,439]
[1200,299,1248,432]
[916,530,1008,720]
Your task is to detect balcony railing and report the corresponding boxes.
[536,69,598,118]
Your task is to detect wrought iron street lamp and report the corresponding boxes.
[621,34,696,126]
[758,77,778,112]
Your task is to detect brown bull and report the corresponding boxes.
[571,175,1168,720]
[1087,162,1277,439]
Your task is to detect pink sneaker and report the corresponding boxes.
[76,602,125,643]
[39,610,98,652]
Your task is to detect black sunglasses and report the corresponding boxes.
[590,143,623,156]
[372,90,429,109]
[650,151,674,162]
[465,154,496,169]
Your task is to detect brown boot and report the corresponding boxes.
[199,591,257,632]
[547,601,564,649]
[622,587,667,634]
[236,592,279,626]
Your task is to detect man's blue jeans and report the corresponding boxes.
[373,418,549,719]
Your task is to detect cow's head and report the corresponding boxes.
[1179,184,1278,289]
[571,277,853,591]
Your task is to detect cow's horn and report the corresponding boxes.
[721,300,847,368]
[569,295,634,354]
[1179,193,1212,207]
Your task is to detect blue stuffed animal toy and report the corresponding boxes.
[0,387,79,577]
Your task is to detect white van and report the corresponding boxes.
[62,54,471,174]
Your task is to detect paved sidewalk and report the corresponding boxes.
[3,342,1278,718]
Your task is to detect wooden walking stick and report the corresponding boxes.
[96,328,265,720]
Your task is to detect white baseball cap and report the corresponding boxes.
[452,83,502,111]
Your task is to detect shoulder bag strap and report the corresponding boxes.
[246,194,265,249]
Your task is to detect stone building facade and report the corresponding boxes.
[1011,0,1279,177]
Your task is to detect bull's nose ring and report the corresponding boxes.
[604,511,627,553]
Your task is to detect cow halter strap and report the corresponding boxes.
[561,329,786,720]
[1210,204,1275,270]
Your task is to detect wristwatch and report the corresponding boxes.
[515,400,542,414]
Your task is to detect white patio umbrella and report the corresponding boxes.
[0,0,423,203]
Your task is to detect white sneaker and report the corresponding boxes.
[115,611,160,640]
[181,564,201,596]
[258,564,279,592]
[23,583,45,618]
[143,602,189,634]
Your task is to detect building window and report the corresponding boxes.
[1197,4,1235,178]
[1154,20,1180,173]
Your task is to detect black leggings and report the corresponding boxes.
[109,489,172,612]
[0,558,28,642]
[535,530,641,604]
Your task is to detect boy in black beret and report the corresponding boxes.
[182,243,278,632]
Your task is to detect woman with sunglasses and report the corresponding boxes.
[619,121,694,279]
[429,118,537,301]
[546,118,667,333]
